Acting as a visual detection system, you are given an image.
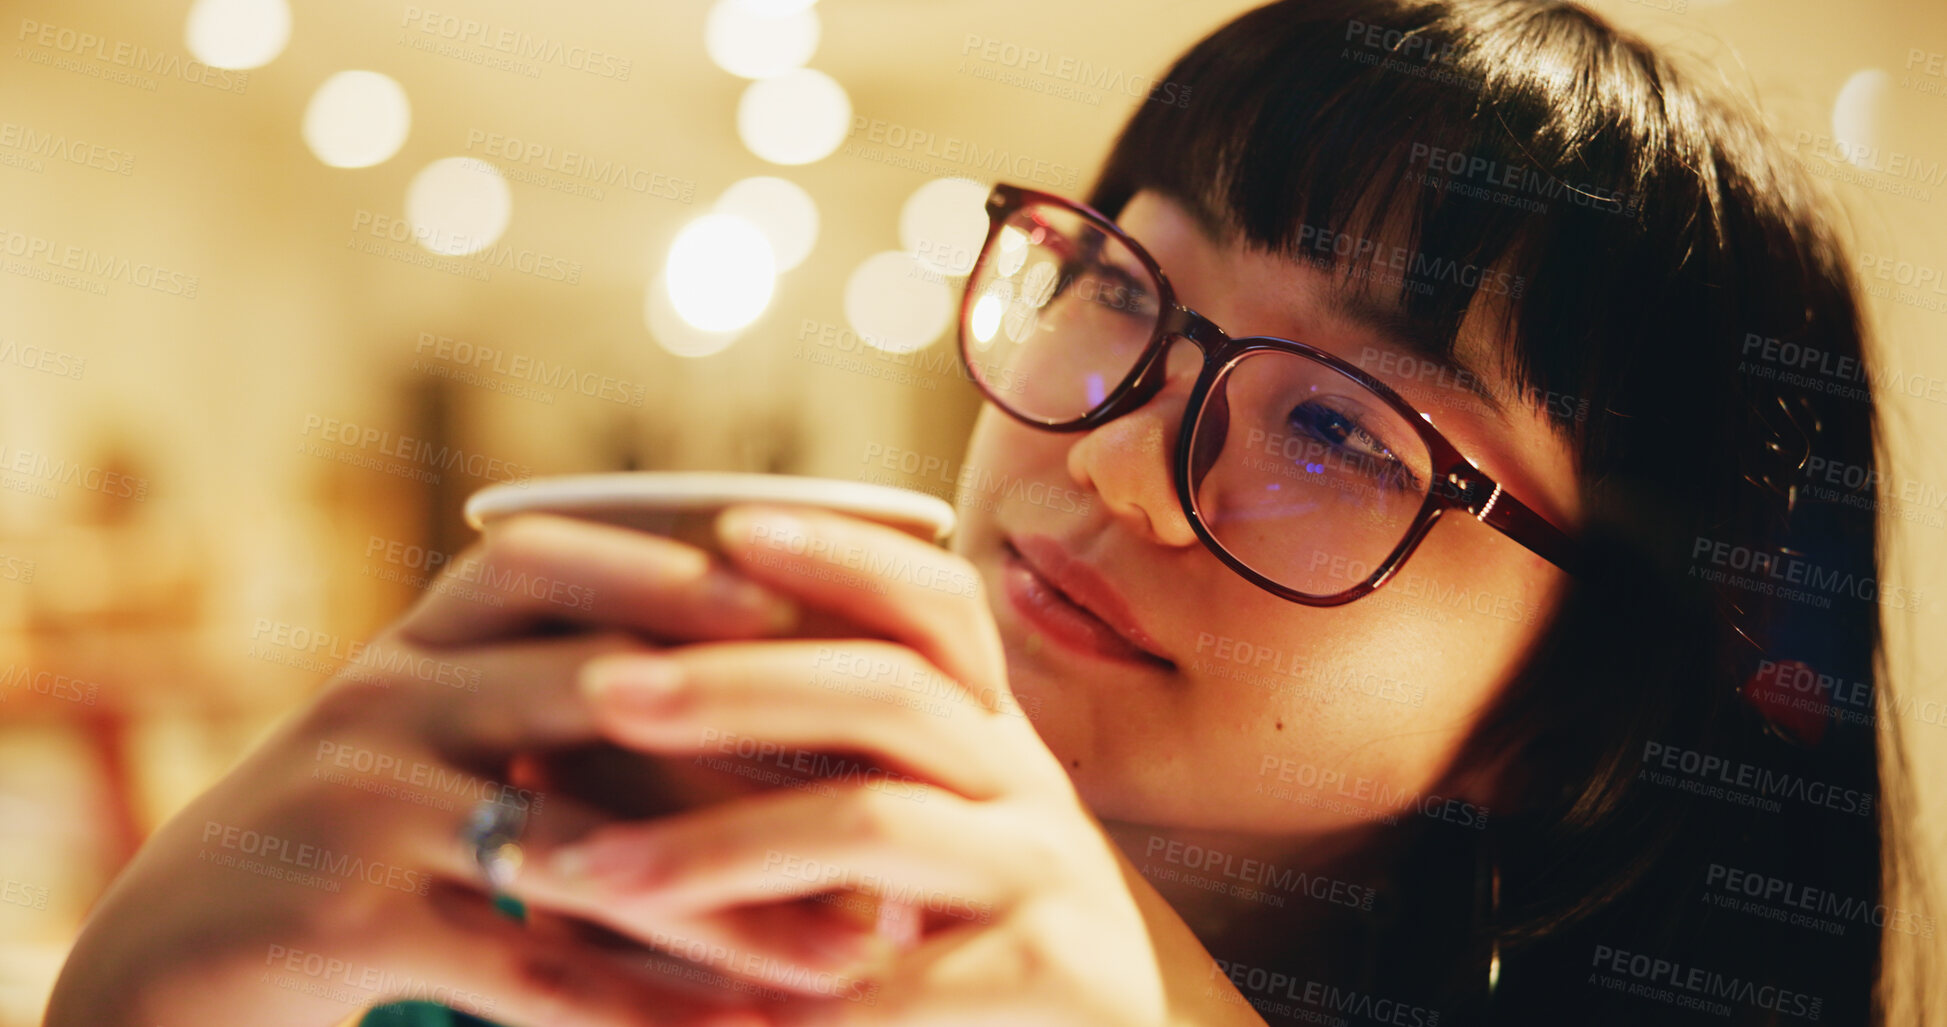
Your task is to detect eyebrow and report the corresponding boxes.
[1320,287,1510,419]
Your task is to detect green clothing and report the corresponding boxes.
[360,1002,506,1027]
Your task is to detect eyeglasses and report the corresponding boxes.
[954,182,1576,606]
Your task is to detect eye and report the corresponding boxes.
[1285,399,1421,491]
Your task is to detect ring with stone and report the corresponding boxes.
[458,799,529,924]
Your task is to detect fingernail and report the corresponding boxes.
[580,655,684,710]
[708,572,800,634]
[547,832,649,885]
[805,926,893,974]
[548,844,589,881]
[719,504,810,552]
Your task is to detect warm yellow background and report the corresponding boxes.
[0,0,1941,1022]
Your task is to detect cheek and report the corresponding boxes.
[952,407,1069,529]
[1148,554,1558,832]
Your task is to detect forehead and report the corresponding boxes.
[1114,190,1527,416]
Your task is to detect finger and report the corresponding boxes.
[758,908,1154,1027]
[396,513,801,648]
[527,785,1020,930]
[577,641,1042,800]
[714,506,1016,716]
[554,900,894,999]
[343,629,655,762]
[413,780,922,993]
[352,875,771,1027]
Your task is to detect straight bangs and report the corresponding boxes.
[1088,0,1711,454]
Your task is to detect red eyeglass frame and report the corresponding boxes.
[955,182,1578,606]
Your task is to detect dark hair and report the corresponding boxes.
[1088,1,1924,1023]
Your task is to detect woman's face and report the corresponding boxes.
[950,189,1580,838]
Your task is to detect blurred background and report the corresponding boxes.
[1,0,1943,1021]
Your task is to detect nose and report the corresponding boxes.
[1064,335,1205,548]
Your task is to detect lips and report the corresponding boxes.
[1002,534,1174,669]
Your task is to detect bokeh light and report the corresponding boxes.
[736,69,851,165]
[844,250,952,354]
[1832,69,1891,168]
[714,176,819,271]
[184,0,292,70]
[731,0,819,15]
[665,214,778,332]
[404,158,512,257]
[706,0,820,79]
[900,177,990,276]
[302,71,411,169]
[645,268,746,358]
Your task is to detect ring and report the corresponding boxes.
[458,799,529,924]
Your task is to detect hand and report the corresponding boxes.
[45,514,813,1027]
[517,506,1268,1025]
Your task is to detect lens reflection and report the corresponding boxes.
[962,201,1161,423]
[1190,349,1432,597]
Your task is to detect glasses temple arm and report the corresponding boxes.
[1478,487,1579,573]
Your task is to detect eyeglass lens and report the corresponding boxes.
[962,199,1435,598]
